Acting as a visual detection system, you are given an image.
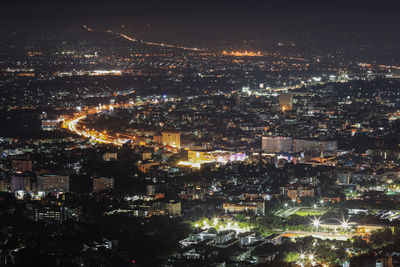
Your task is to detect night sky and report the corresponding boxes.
[2,0,400,33]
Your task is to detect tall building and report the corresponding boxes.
[93,177,114,193]
[37,175,69,194]
[163,200,181,217]
[235,95,242,109]
[262,137,293,152]
[147,184,156,197]
[12,158,32,173]
[10,174,31,192]
[278,93,293,111]
[162,130,180,148]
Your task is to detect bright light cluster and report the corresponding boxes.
[194,217,252,233]
[222,51,263,57]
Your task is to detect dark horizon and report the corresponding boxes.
[2,0,400,34]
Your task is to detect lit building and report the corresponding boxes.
[177,150,215,169]
[26,203,69,223]
[278,93,293,110]
[162,130,180,148]
[215,230,235,244]
[336,171,353,184]
[141,152,152,160]
[188,151,215,164]
[179,150,245,169]
[137,162,159,173]
[146,184,156,197]
[12,158,32,173]
[0,180,5,192]
[10,174,31,192]
[223,200,265,215]
[102,152,118,161]
[41,120,60,131]
[280,185,315,200]
[262,137,293,152]
[235,95,243,108]
[93,177,114,193]
[164,200,181,217]
[150,199,181,217]
[153,134,162,144]
[37,175,69,194]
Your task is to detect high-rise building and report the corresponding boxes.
[37,175,69,194]
[93,177,114,193]
[262,137,293,152]
[163,200,181,217]
[162,130,180,148]
[279,93,293,111]
[235,95,242,108]
[147,184,156,196]
[12,158,32,173]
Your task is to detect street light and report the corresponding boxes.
[213,218,218,226]
[312,217,321,228]
[341,218,349,230]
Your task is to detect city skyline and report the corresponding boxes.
[1,1,400,266]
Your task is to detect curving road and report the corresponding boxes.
[67,113,123,146]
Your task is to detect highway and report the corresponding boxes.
[86,25,206,52]
[66,112,124,146]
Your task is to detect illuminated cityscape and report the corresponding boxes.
[1,1,400,266]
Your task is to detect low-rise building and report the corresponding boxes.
[93,177,114,193]
[280,185,315,200]
[37,175,69,194]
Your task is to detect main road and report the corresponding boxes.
[281,230,358,241]
[66,109,124,146]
